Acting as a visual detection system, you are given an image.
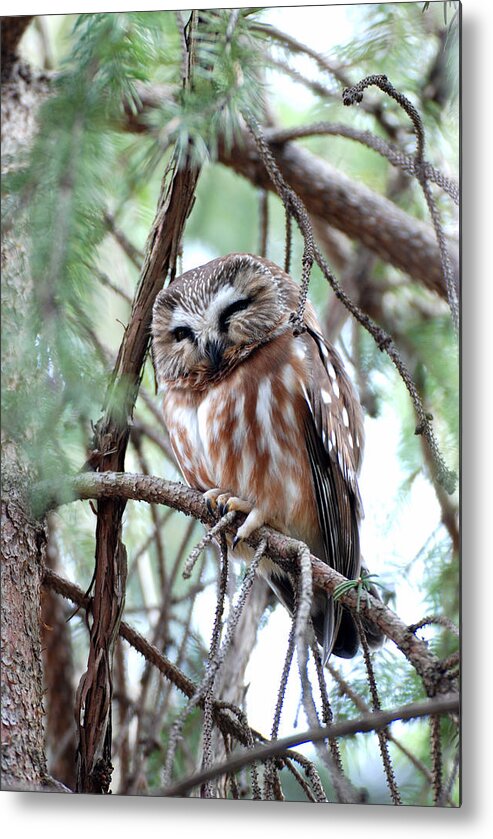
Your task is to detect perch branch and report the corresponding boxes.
[35,470,458,698]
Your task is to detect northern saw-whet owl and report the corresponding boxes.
[151,253,381,661]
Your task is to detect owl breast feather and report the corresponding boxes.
[162,335,319,543]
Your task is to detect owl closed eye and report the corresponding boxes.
[151,253,383,661]
[151,254,291,387]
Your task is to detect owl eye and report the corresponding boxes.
[218,297,252,333]
[172,326,195,343]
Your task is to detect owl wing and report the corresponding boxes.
[302,326,365,659]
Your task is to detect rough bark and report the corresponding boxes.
[1,488,47,790]
[1,16,50,791]
[40,519,77,790]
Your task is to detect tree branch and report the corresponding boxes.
[121,84,458,301]
[42,568,264,750]
[161,693,459,798]
[218,130,458,301]
[37,470,458,698]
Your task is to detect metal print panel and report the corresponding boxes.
[1,1,460,806]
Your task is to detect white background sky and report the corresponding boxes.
[2,0,490,836]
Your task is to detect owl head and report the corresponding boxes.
[151,253,297,388]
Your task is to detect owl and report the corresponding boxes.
[151,253,381,661]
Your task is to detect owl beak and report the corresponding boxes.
[204,339,225,370]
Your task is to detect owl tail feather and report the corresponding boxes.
[264,568,382,664]
[330,607,360,660]
[318,592,385,662]
[312,592,335,665]
[312,594,358,663]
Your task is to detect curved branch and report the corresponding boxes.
[265,123,459,205]
[36,470,458,697]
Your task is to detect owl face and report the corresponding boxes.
[152,254,292,387]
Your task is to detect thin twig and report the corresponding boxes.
[160,694,459,798]
[258,189,269,258]
[103,210,144,269]
[356,616,402,805]
[438,747,460,807]
[343,74,459,333]
[266,122,459,205]
[430,714,443,805]
[409,615,459,637]
[293,546,356,804]
[200,537,229,798]
[310,639,345,783]
[183,511,237,579]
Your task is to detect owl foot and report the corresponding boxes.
[203,490,266,551]
[203,489,253,518]
[216,493,253,518]
[203,488,227,515]
[232,507,267,550]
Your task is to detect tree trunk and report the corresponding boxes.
[1,18,51,791]
[1,483,47,790]
[40,519,77,790]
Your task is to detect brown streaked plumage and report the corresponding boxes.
[151,253,382,660]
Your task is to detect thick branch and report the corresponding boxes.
[38,470,457,698]
[218,131,458,300]
[121,84,458,300]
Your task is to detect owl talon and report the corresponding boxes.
[234,507,268,543]
[203,488,226,516]
[215,493,253,517]
[232,535,241,551]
